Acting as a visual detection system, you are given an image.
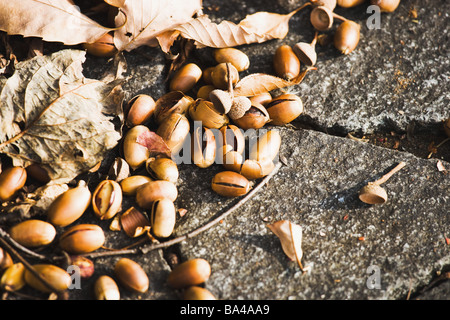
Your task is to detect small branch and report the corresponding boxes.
[0,236,67,299]
[83,162,283,259]
[0,226,48,260]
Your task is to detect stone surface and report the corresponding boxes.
[174,127,449,300]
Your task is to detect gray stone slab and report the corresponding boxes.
[173,127,450,300]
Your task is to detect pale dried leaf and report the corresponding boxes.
[165,8,301,51]
[0,49,124,184]
[113,0,202,52]
[267,220,304,269]
[234,68,313,96]
[0,0,113,45]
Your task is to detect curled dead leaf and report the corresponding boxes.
[158,6,306,52]
[0,0,114,45]
[267,220,307,271]
[0,49,124,184]
[135,130,172,159]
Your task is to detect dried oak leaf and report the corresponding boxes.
[157,7,303,52]
[0,49,124,185]
[0,0,113,45]
[233,67,314,97]
[113,0,203,52]
[267,220,306,271]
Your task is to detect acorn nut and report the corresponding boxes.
[92,179,123,220]
[266,93,304,125]
[273,44,301,80]
[94,275,120,300]
[0,247,13,270]
[120,175,153,196]
[47,180,92,227]
[146,157,179,184]
[189,99,229,129]
[24,264,72,293]
[167,258,211,289]
[125,94,156,127]
[123,125,151,170]
[249,130,282,162]
[83,32,117,57]
[9,219,56,248]
[337,0,366,7]
[154,91,194,125]
[135,180,178,209]
[240,158,275,180]
[156,113,190,154]
[191,126,217,168]
[232,102,270,130]
[0,166,27,202]
[213,47,250,72]
[334,20,360,55]
[169,63,202,93]
[59,224,105,254]
[183,286,216,300]
[151,198,176,238]
[211,171,251,197]
[114,258,149,293]
[370,0,401,12]
[1,263,26,292]
[211,63,239,90]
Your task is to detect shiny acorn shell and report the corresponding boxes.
[0,166,27,202]
[92,180,123,220]
[211,171,250,197]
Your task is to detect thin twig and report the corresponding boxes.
[0,236,67,299]
[83,162,283,259]
[0,226,47,260]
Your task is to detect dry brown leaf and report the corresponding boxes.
[113,0,202,52]
[0,0,113,45]
[0,49,124,184]
[267,220,306,271]
[159,7,303,52]
[233,68,313,97]
[136,130,172,158]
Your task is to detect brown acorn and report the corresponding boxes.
[370,0,401,12]
[334,20,361,55]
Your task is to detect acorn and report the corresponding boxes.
[266,93,304,125]
[211,63,239,90]
[0,166,27,202]
[169,63,202,93]
[151,198,176,238]
[334,20,361,54]
[167,258,211,289]
[273,45,301,80]
[83,32,117,57]
[24,264,72,293]
[211,171,251,197]
[183,286,216,300]
[146,157,179,184]
[232,102,270,130]
[125,94,156,127]
[92,179,123,220]
[370,0,401,12]
[191,126,217,168]
[114,258,149,293]
[94,275,120,300]
[120,175,153,196]
[213,48,250,72]
[123,125,151,170]
[59,224,105,254]
[153,91,194,125]
[337,0,366,7]
[47,180,92,227]
[1,263,26,292]
[156,113,190,154]
[9,219,56,248]
[135,180,178,209]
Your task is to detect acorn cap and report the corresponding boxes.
[293,42,317,66]
[228,96,252,120]
[358,184,387,204]
[209,89,233,114]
